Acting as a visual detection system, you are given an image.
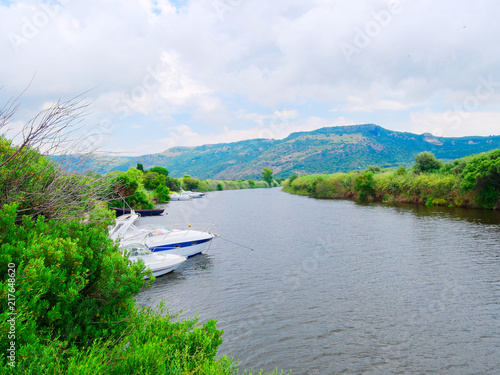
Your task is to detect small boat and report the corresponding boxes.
[170,192,192,201]
[108,210,217,258]
[180,188,205,198]
[121,243,186,278]
[185,191,205,198]
[119,224,216,257]
[112,207,165,217]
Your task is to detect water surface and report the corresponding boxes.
[136,188,500,374]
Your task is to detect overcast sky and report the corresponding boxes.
[1,0,499,155]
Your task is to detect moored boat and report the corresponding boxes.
[170,192,192,201]
[108,212,216,258]
[180,188,205,198]
[121,243,186,278]
[119,224,216,257]
[111,207,165,217]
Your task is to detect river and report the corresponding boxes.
[135,188,500,374]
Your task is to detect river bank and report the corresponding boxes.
[282,150,500,210]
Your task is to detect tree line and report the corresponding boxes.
[283,150,500,209]
[108,164,280,209]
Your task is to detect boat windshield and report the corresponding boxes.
[121,243,152,256]
[134,224,172,237]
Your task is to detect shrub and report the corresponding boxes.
[289,174,299,184]
[165,176,181,192]
[459,150,500,208]
[0,203,147,351]
[414,152,442,173]
[143,172,166,190]
[154,185,171,203]
[396,166,406,175]
[149,166,169,177]
[354,172,376,199]
[182,175,200,191]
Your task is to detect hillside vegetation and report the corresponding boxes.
[106,124,500,179]
[283,150,500,210]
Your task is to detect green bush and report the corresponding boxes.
[182,175,200,191]
[143,172,166,190]
[0,203,147,351]
[108,169,154,209]
[149,166,169,177]
[0,137,111,222]
[414,152,442,173]
[354,172,376,199]
[165,176,181,192]
[460,149,500,208]
[154,185,171,203]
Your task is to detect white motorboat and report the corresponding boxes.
[186,191,205,198]
[109,211,140,241]
[108,209,216,258]
[170,192,192,201]
[118,223,216,257]
[180,188,205,198]
[122,243,186,278]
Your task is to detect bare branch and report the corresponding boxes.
[0,91,116,223]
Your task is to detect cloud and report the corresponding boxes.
[1,0,499,155]
[410,110,500,137]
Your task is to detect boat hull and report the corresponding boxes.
[112,207,165,217]
[148,237,213,257]
[148,258,186,277]
[129,253,187,278]
[170,194,191,201]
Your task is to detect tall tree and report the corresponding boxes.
[414,152,441,173]
[149,166,168,177]
[262,168,273,187]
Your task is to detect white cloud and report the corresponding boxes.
[1,0,499,155]
[410,110,500,137]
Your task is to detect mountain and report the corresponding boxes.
[105,124,500,179]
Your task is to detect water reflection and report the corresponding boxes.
[363,201,500,225]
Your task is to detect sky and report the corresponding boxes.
[1,0,500,156]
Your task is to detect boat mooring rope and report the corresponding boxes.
[217,236,254,251]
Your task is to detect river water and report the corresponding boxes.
[135,188,500,374]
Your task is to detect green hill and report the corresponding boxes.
[107,124,500,179]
